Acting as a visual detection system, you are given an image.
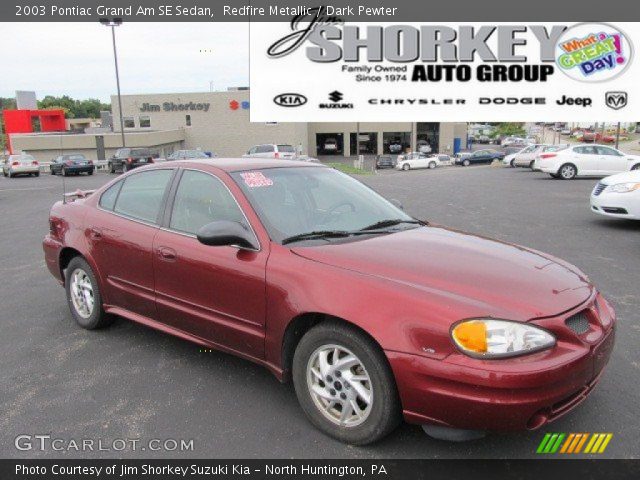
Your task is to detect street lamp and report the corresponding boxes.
[100,18,125,148]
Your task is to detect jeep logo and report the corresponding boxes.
[273,93,307,107]
[605,91,628,110]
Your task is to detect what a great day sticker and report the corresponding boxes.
[556,23,633,82]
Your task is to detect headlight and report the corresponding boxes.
[451,319,555,358]
[607,182,640,193]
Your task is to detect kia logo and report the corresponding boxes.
[273,93,307,108]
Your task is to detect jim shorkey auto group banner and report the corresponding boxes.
[250,17,638,122]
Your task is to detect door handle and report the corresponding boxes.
[89,227,102,240]
[157,246,177,261]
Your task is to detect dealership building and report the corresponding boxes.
[7,89,468,162]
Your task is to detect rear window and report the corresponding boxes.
[131,149,151,157]
[67,154,86,161]
[277,145,295,153]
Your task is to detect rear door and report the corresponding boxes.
[572,146,599,174]
[90,168,175,319]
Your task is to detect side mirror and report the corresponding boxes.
[196,220,258,250]
[390,198,404,210]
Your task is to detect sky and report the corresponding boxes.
[0,22,249,103]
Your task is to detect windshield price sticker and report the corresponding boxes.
[241,172,274,188]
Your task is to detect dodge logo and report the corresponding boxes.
[273,93,308,107]
[605,91,628,110]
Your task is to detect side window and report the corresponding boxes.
[170,170,247,235]
[114,170,173,224]
[574,147,586,154]
[597,146,620,156]
[257,145,274,153]
[99,181,123,211]
[248,147,257,155]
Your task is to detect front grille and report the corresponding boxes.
[602,207,628,214]
[566,311,590,335]
[592,183,607,196]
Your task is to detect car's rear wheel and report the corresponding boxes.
[122,163,129,173]
[65,257,113,330]
[559,163,577,180]
[510,159,515,168]
[402,163,410,171]
[463,159,470,166]
[428,161,436,169]
[109,162,115,174]
[292,321,401,445]
[51,168,56,175]
[529,160,535,169]
[35,172,40,177]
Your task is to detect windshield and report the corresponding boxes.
[231,167,415,244]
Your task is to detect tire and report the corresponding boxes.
[35,172,40,177]
[292,321,401,445]
[65,257,113,330]
[510,159,515,168]
[62,167,68,177]
[529,160,535,169]
[558,163,577,180]
[109,162,115,174]
[122,163,129,173]
[8,172,14,178]
[402,163,410,171]
[428,161,436,169]
[51,168,56,175]
[632,164,640,171]
[463,159,470,167]
[88,169,94,175]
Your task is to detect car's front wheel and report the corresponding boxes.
[402,163,410,171]
[428,161,436,169]
[65,257,113,330]
[463,159,470,166]
[292,321,401,445]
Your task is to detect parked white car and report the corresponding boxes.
[243,144,296,159]
[501,136,525,147]
[2,154,40,178]
[323,138,339,153]
[396,153,441,171]
[416,140,432,154]
[590,170,640,220]
[513,144,566,169]
[535,144,640,180]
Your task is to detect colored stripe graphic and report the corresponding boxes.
[538,433,613,454]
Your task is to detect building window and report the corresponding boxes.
[185,115,191,127]
[123,117,135,129]
[139,116,151,128]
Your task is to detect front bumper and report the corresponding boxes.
[591,191,640,220]
[388,293,616,431]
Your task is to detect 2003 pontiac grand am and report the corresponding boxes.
[43,159,615,444]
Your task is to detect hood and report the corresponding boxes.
[291,226,592,320]
[601,169,640,185]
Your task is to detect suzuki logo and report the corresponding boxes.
[273,93,308,107]
[329,90,343,102]
[605,91,628,110]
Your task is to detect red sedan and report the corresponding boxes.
[43,159,615,444]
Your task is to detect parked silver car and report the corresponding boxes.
[2,154,40,178]
[243,144,296,159]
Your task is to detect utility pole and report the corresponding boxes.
[100,18,125,148]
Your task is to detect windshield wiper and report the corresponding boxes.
[282,230,353,245]
[359,219,426,231]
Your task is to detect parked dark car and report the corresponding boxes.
[43,159,614,445]
[50,154,94,176]
[376,155,396,169]
[108,148,154,173]
[455,149,505,166]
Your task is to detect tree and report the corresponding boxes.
[491,123,527,139]
[37,95,111,119]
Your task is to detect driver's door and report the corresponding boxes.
[153,168,267,358]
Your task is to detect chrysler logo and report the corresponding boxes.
[605,91,628,110]
[273,93,308,107]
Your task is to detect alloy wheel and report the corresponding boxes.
[70,268,94,319]
[306,344,373,428]
[560,165,576,179]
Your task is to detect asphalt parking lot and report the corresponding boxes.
[1,165,638,459]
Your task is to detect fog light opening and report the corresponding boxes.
[527,411,549,430]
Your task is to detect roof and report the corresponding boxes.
[172,158,326,172]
